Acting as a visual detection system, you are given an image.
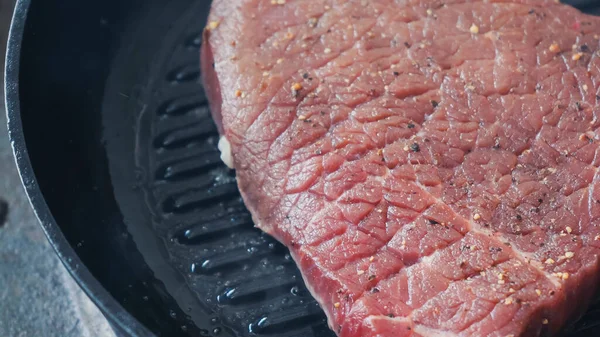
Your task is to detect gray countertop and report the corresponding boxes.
[0,1,115,336]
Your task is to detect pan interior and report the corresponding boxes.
[13,0,600,336]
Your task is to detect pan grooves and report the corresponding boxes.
[137,11,335,337]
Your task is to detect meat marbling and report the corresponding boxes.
[201,0,600,336]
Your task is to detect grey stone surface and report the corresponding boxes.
[1,1,115,336]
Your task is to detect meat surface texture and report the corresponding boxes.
[201,1,600,336]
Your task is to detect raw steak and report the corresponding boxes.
[201,0,600,336]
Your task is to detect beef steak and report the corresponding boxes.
[201,0,600,336]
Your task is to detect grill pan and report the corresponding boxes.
[5,0,600,336]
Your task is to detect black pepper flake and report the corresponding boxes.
[581,44,591,53]
[528,9,535,14]
[576,101,583,111]
[596,95,600,101]
[387,313,395,318]
[302,73,309,79]
[393,71,400,76]
[211,62,215,69]
[550,290,555,296]
[407,327,412,331]
[404,42,411,48]
[410,143,420,152]
[428,219,440,225]
[407,123,415,129]
[538,198,543,203]
[492,144,501,150]
[489,247,503,253]
[516,214,522,221]
[459,262,466,268]
[430,100,439,108]
[368,275,376,281]
[371,287,380,293]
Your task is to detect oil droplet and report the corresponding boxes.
[210,317,219,324]
[142,296,149,301]
[291,286,300,296]
[169,310,177,319]
[213,327,222,335]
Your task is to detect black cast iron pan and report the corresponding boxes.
[6,0,600,336]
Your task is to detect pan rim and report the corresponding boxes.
[3,0,154,336]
